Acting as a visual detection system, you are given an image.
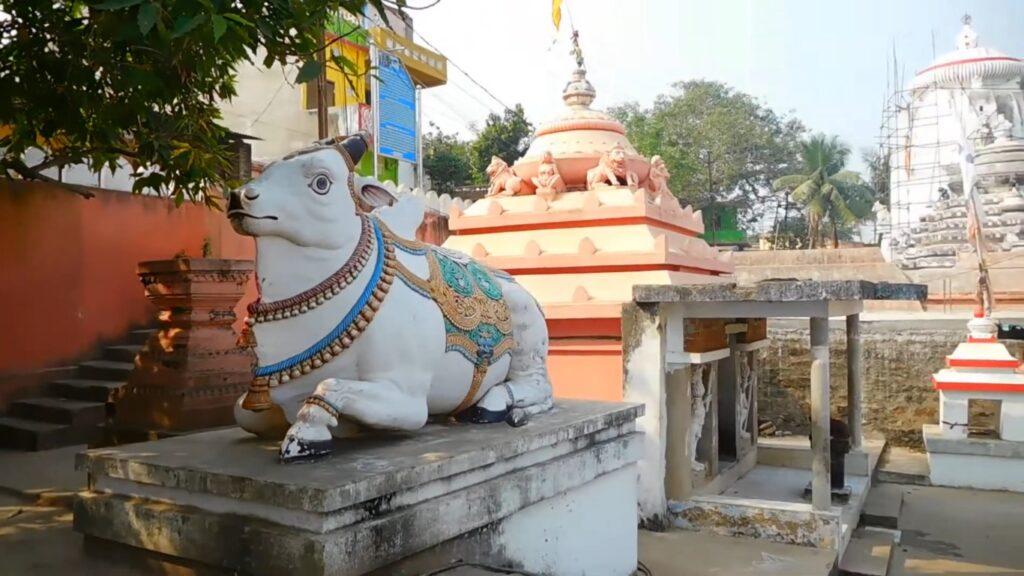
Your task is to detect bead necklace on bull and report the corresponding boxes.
[239,135,515,421]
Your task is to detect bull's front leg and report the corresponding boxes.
[280,377,428,462]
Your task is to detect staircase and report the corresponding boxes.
[838,482,905,576]
[0,329,152,451]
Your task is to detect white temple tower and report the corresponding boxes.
[883,16,1024,298]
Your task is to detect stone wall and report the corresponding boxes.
[760,320,1024,448]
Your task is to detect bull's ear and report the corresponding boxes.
[339,132,370,166]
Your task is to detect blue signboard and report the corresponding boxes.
[377,52,417,163]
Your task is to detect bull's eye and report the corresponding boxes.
[309,173,333,195]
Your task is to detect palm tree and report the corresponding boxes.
[773,135,874,249]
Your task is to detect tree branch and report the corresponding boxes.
[4,159,96,199]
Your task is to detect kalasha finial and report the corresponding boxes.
[570,30,585,70]
[562,29,595,109]
[957,14,978,50]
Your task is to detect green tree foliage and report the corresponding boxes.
[608,80,805,226]
[773,134,874,249]
[862,147,891,208]
[469,104,533,184]
[0,0,394,206]
[422,123,472,195]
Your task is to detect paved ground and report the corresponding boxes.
[887,484,1024,575]
[640,530,836,576]
[0,444,86,504]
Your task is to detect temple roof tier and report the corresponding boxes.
[913,16,1024,88]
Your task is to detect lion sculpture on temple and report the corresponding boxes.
[227,133,553,461]
[484,156,524,197]
[586,143,638,191]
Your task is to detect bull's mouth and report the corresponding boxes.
[228,210,279,221]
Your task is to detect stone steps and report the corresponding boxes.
[50,379,126,403]
[876,447,931,486]
[838,527,900,576]
[8,397,108,427]
[0,332,149,451]
[104,344,143,363]
[0,415,103,451]
[861,482,903,530]
[78,360,134,381]
[128,329,155,345]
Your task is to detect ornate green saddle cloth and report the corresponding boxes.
[393,243,515,412]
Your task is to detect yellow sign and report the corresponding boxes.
[370,27,447,88]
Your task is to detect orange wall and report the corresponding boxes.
[547,340,624,402]
[0,181,255,380]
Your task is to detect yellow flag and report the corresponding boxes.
[552,0,562,30]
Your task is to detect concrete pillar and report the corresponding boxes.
[939,391,969,439]
[810,317,831,512]
[846,314,863,450]
[665,366,692,502]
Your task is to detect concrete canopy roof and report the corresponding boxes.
[634,280,928,305]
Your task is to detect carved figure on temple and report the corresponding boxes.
[485,156,524,197]
[689,364,714,473]
[645,155,671,202]
[228,133,553,461]
[586,144,639,191]
[531,151,566,200]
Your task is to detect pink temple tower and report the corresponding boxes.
[442,58,733,400]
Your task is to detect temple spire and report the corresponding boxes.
[570,29,585,70]
[957,13,978,50]
[562,29,595,109]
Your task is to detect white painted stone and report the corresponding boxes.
[1001,399,1024,441]
[938,391,970,439]
[228,139,553,457]
[925,424,1024,492]
[497,466,639,576]
[928,452,1024,492]
[622,306,667,522]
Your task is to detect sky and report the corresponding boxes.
[411,0,1024,174]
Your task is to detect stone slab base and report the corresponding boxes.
[74,399,642,576]
[924,424,1024,492]
[370,465,638,576]
[671,496,841,549]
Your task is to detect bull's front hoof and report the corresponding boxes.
[506,408,529,427]
[279,434,333,463]
[454,405,511,424]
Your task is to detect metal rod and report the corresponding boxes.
[415,85,424,189]
[369,37,380,180]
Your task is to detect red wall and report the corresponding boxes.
[0,181,255,388]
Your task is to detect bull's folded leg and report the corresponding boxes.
[280,377,428,462]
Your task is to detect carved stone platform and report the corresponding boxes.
[75,400,642,576]
[114,258,255,433]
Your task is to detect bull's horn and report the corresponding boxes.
[338,132,370,166]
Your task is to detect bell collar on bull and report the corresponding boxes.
[229,133,399,410]
[245,214,375,323]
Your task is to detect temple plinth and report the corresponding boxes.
[443,65,733,400]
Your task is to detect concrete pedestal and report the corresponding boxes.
[75,400,642,576]
[924,423,1024,492]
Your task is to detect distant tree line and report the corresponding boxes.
[425,80,888,249]
[423,104,532,195]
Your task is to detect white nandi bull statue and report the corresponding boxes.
[227,133,553,461]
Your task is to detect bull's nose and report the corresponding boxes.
[227,189,244,213]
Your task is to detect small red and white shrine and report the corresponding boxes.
[931,312,1024,442]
